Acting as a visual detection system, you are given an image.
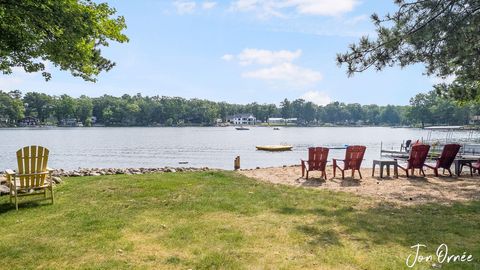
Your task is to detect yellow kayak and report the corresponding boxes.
[256,145,293,151]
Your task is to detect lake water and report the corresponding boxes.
[0,127,471,170]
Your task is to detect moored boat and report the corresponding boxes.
[256,145,293,151]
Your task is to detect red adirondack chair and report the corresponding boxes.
[301,147,329,179]
[333,145,366,179]
[424,144,461,176]
[397,144,430,177]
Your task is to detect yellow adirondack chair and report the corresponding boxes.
[5,145,54,210]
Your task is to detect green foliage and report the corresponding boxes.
[0,0,128,81]
[23,92,53,122]
[76,95,93,125]
[54,94,77,121]
[337,0,480,101]
[1,90,478,127]
[380,105,401,125]
[0,90,24,125]
[165,118,174,127]
[280,98,292,119]
[408,90,471,127]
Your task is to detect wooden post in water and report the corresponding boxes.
[380,141,383,158]
[234,156,240,170]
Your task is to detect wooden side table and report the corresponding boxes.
[372,159,398,178]
[453,158,477,176]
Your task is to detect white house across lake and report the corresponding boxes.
[227,114,256,125]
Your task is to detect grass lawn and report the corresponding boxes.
[0,171,479,269]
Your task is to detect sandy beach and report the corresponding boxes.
[239,165,480,205]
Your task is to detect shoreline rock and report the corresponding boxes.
[50,166,215,177]
[0,167,217,195]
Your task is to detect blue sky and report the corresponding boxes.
[1,0,438,105]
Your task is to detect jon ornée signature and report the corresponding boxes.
[406,243,474,268]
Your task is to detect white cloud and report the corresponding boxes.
[231,0,260,11]
[242,63,322,84]
[173,1,196,14]
[300,90,332,105]
[221,54,234,61]
[238,49,302,66]
[224,48,322,86]
[230,0,358,17]
[284,0,357,16]
[231,0,284,18]
[202,1,217,9]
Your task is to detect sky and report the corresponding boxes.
[0,0,440,105]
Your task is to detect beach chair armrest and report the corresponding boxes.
[423,164,435,169]
[397,163,407,171]
[333,159,344,165]
[5,169,15,176]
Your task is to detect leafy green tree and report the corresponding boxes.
[280,99,292,119]
[135,96,156,126]
[363,105,381,125]
[0,91,24,125]
[54,94,77,122]
[76,95,93,126]
[323,102,342,124]
[380,105,401,125]
[303,102,316,124]
[102,107,113,125]
[337,0,480,101]
[291,99,305,120]
[408,92,434,128]
[23,92,54,122]
[0,1,128,81]
[316,106,326,124]
[345,103,363,123]
[165,118,174,126]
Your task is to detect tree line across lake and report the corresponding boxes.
[0,90,478,127]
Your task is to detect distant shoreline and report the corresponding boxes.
[0,124,417,129]
[3,125,478,130]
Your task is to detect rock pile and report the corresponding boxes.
[50,167,214,177]
[0,167,215,195]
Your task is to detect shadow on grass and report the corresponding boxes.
[297,225,342,246]
[0,199,52,214]
[297,176,363,188]
[282,200,480,254]
[297,177,326,187]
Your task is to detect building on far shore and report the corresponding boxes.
[59,118,83,127]
[227,114,256,125]
[268,117,298,125]
[285,118,298,124]
[470,115,480,125]
[268,118,284,124]
[18,116,40,127]
[0,116,9,126]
